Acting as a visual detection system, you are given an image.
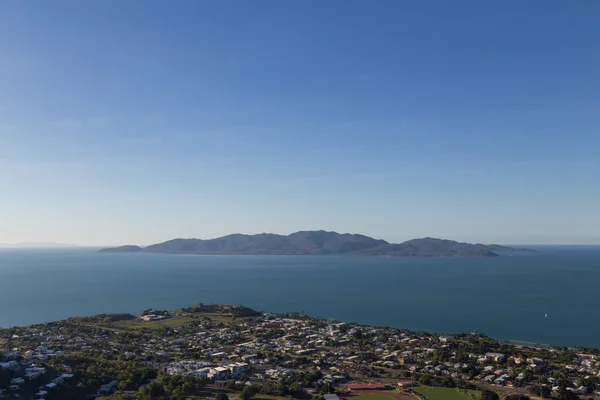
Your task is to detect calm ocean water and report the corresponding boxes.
[1,247,599,347]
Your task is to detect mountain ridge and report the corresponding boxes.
[99,231,535,257]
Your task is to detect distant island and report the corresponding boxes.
[99,231,535,257]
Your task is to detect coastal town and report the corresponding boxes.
[0,304,598,400]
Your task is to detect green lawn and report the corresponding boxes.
[252,395,292,400]
[220,393,290,400]
[412,387,481,400]
[199,313,242,323]
[352,393,412,400]
[352,394,398,400]
[103,312,241,330]
[180,386,239,399]
[112,317,194,330]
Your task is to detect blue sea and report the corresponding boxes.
[1,247,599,347]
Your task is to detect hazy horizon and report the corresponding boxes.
[1,1,599,246]
[1,230,599,248]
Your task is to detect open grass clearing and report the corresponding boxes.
[213,393,291,400]
[183,387,238,399]
[102,311,242,330]
[350,393,412,400]
[412,386,481,400]
[252,395,293,400]
[197,313,243,323]
[111,317,194,330]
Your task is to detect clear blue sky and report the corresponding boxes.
[1,1,599,246]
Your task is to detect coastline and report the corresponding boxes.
[0,305,588,351]
[2,248,600,347]
[2,303,598,400]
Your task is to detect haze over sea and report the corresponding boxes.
[1,247,599,347]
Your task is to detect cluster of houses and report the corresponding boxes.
[0,365,74,400]
[129,315,600,398]
[412,350,600,397]
[3,309,600,399]
[0,328,83,399]
[166,361,251,380]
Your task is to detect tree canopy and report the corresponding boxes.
[481,389,500,400]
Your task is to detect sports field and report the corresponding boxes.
[111,317,194,330]
[350,392,412,400]
[412,387,481,400]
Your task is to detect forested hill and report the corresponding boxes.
[99,231,535,257]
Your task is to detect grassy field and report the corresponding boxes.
[112,317,194,330]
[351,393,412,400]
[199,313,243,323]
[252,395,292,400]
[412,387,481,400]
[189,392,289,400]
[102,311,242,330]
[182,387,238,400]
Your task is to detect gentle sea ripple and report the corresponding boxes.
[1,246,599,347]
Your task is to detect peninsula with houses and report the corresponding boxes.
[0,304,595,400]
[99,231,535,257]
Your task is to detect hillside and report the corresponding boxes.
[99,231,534,257]
[101,231,388,255]
[357,237,523,257]
[99,245,143,253]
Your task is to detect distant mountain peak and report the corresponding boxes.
[99,245,142,253]
[98,231,535,257]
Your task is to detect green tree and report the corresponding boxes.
[259,381,272,395]
[531,385,551,398]
[240,386,256,400]
[557,389,578,400]
[481,389,500,400]
[215,393,229,400]
[226,380,237,390]
[0,368,12,389]
[503,395,531,400]
[182,381,194,393]
[556,377,571,388]
[118,379,134,391]
[443,376,455,388]
[419,374,432,386]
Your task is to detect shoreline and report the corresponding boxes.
[2,304,592,351]
[4,303,597,400]
[2,248,600,348]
